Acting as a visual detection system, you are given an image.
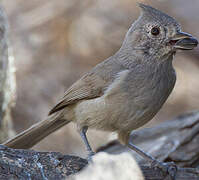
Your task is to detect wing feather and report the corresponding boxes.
[48,72,106,115]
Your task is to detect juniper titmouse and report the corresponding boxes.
[4,3,198,169]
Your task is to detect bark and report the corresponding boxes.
[0,145,87,180]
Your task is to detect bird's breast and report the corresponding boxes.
[118,62,176,130]
[74,62,176,132]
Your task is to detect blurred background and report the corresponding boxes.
[1,0,199,158]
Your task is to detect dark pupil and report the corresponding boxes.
[151,27,160,36]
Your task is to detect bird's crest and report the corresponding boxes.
[138,3,179,27]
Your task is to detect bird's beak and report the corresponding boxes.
[169,32,198,50]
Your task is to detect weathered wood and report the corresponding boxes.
[0,145,87,180]
[0,145,198,180]
[142,166,199,180]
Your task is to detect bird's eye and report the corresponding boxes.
[151,27,160,36]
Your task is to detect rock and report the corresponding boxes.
[71,152,144,180]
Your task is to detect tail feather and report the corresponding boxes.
[3,113,71,149]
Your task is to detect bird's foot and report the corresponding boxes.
[87,151,95,162]
[151,160,178,179]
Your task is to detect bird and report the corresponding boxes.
[3,3,198,168]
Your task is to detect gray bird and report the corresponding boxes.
[3,3,198,169]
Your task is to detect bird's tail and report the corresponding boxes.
[3,112,71,149]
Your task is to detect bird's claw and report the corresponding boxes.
[87,151,95,163]
[151,160,178,179]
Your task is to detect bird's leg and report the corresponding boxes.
[127,141,156,163]
[79,126,95,160]
[127,140,177,179]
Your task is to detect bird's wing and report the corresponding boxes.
[48,71,107,115]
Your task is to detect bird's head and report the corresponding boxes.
[122,3,198,60]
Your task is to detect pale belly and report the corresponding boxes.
[73,93,161,132]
